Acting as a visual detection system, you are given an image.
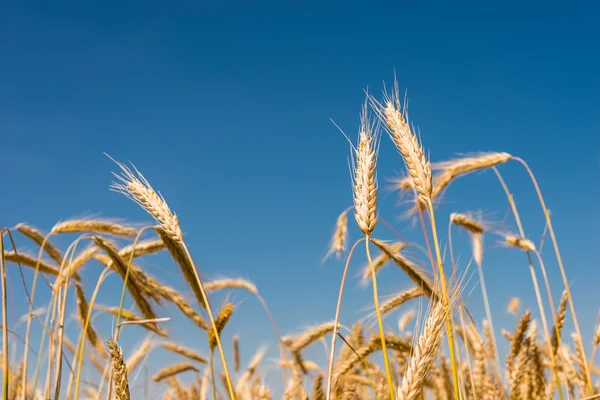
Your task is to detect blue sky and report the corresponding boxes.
[1,1,599,397]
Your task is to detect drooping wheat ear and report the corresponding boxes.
[204,278,258,295]
[109,158,183,243]
[153,363,199,383]
[208,303,234,351]
[287,322,339,353]
[371,239,436,299]
[433,152,512,175]
[51,219,137,237]
[160,342,208,364]
[325,210,349,261]
[125,337,154,375]
[107,339,130,400]
[3,251,61,277]
[155,228,207,309]
[594,324,600,347]
[482,320,496,359]
[376,287,422,316]
[15,223,63,264]
[352,104,379,236]
[506,309,531,377]
[571,333,589,384]
[233,335,240,373]
[157,285,209,330]
[505,235,536,252]
[359,241,405,284]
[551,290,569,356]
[398,309,416,332]
[377,86,431,203]
[450,213,484,235]
[507,297,520,314]
[92,236,157,320]
[312,373,325,400]
[74,283,104,356]
[398,301,447,400]
[118,239,166,260]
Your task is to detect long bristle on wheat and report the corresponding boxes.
[110,158,183,243]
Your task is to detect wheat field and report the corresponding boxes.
[1,80,598,400]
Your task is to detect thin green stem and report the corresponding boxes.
[426,199,460,400]
[366,235,395,400]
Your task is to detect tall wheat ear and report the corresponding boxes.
[107,155,236,400]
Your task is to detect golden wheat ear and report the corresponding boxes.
[107,339,131,400]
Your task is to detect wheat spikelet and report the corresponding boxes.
[110,158,183,242]
[160,342,207,364]
[398,309,416,332]
[204,278,258,295]
[51,219,137,237]
[398,301,447,400]
[377,287,422,316]
[118,239,165,260]
[93,253,161,303]
[125,337,154,375]
[152,362,199,383]
[551,289,568,356]
[433,152,512,174]
[450,213,484,235]
[352,103,379,235]
[371,239,436,299]
[15,223,64,264]
[506,309,531,379]
[594,324,600,347]
[92,236,157,320]
[156,228,207,309]
[286,322,338,353]
[359,242,405,284]
[482,320,496,359]
[325,210,349,260]
[208,303,233,351]
[311,373,325,400]
[376,83,431,203]
[107,339,130,400]
[3,250,61,277]
[157,285,208,330]
[507,297,520,315]
[233,335,240,373]
[505,235,536,252]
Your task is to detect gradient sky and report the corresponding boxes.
[1,1,599,397]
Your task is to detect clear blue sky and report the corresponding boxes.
[1,1,599,397]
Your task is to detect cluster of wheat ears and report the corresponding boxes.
[1,80,599,400]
